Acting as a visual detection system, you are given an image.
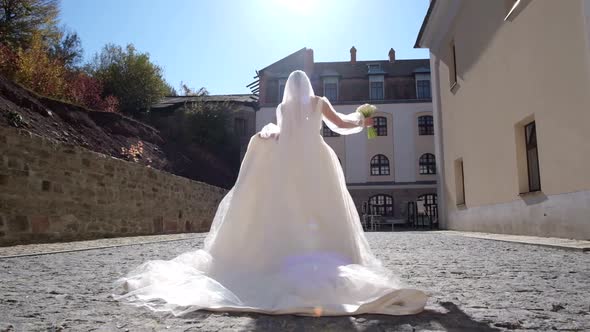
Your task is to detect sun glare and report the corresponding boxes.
[277,0,315,16]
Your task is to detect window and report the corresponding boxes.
[370,154,390,176]
[416,79,431,99]
[322,123,340,137]
[278,79,286,102]
[418,194,437,206]
[369,194,393,216]
[525,121,541,192]
[455,158,465,205]
[417,194,437,214]
[323,77,338,101]
[449,42,458,89]
[369,75,385,100]
[370,81,384,100]
[368,64,382,73]
[418,116,434,135]
[324,83,338,101]
[415,73,431,99]
[419,153,436,175]
[373,116,387,136]
[234,118,247,137]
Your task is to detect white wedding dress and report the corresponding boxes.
[114,71,427,316]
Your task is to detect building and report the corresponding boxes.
[415,0,590,239]
[149,94,258,160]
[253,47,437,221]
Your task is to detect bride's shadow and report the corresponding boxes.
[182,302,501,331]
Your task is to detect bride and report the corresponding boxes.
[115,70,427,316]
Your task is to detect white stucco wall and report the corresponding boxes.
[256,102,434,185]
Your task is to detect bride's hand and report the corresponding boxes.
[259,132,280,140]
[364,117,374,127]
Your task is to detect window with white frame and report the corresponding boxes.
[419,153,436,175]
[370,154,390,176]
[368,64,382,73]
[372,116,387,136]
[369,194,393,216]
[323,77,338,101]
[418,115,434,135]
[278,79,286,102]
[369,75,384,100]
[415,73,431,99]
[417,193,437,215]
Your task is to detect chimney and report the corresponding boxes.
[388,48,396,63]
[350,46,357,64]
[304,48,314,76]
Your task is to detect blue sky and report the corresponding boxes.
[59,0,430,95]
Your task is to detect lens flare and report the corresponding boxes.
[313,306,323,317]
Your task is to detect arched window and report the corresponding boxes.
[418,115,434,135]
[370,154,390,176]
[419,153,436,174]
[417,193,437,215]
[322,123,340,137]
[373,116,387,136]
[417,193,437,206]
[369,194,394,216]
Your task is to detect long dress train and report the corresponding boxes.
[114,70,427,316]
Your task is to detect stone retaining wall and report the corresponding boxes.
[0,127,227,246]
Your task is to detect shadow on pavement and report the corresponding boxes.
[182,301,501,331]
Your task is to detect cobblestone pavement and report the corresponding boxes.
[0,232,588,332]
[0,234,197,258]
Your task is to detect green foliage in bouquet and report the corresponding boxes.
[356,104,378,139]
[367,127,378,139]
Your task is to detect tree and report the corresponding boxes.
[166,83,177,96]
[15,31,67,98]
[179,81,208,96]
[88,43,171,114]
[49,29,83,68]
[0,43,19,79]
[0,0,60,49]
[183,99,241,170]
[66,71,119,112]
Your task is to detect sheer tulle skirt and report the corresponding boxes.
[114,135,427,316]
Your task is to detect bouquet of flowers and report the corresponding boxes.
[356,104,378,139]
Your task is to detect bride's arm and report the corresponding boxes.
[258,122,280,140]
[317,96,372,135]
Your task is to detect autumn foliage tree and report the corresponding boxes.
[0,0,61,79]
[88,44,173,114]
[0,43,19,79]
[14,32,68,97]
[1,0,179,114]
[0,0,60,49]
[49,30,83,68]
[66,71,119,112]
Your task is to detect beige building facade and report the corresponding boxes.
[416,0,590,239]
